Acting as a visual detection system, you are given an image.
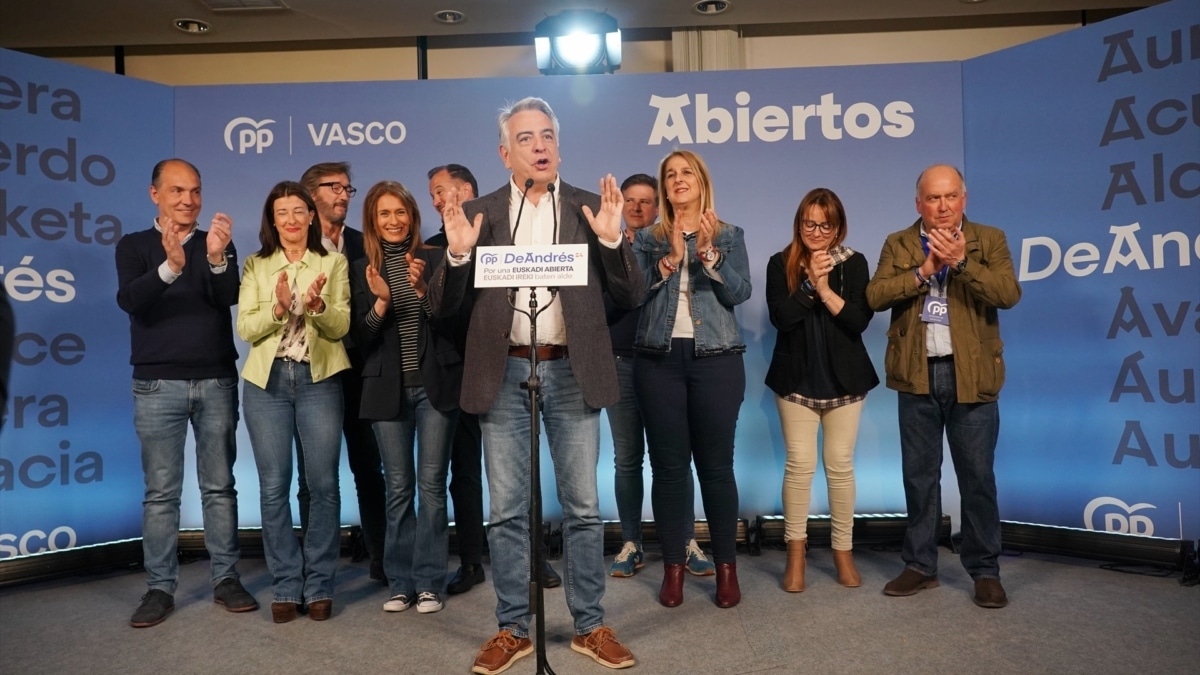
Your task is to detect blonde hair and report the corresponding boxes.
[649,149,721,241]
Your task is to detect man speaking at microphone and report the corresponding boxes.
[429,97,642,674]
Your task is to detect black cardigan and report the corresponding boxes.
[349,247,468,418]
[764,249,879,399]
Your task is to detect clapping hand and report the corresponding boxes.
[304,273,328,314]
[406,251,427,297]
[274,270,292,319]
[207,213,233,265]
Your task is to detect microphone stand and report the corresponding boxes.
[509,286,558,675]
[510,176,557,675]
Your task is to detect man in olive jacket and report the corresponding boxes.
[866,164,1021,609]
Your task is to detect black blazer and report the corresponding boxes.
[350,247,467,418]
[342,226,366,264]
[764,249,879,398]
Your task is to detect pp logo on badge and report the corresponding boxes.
[1083,496,1155,536]
[224,117,276,154]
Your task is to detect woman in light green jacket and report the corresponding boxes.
[237,180,349,624]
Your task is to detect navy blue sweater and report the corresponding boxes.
[115,226,239,380]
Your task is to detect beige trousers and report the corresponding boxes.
[775,396,864,551]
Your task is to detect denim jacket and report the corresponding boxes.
[632,223,752,356]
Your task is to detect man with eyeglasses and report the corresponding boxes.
[866,164,1021,610]
[298,161,387,583]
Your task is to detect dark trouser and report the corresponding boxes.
[448,412,485,565]
[635,340,744,565]
[897,357,1002,579]
[297,357,386,564]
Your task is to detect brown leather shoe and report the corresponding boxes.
[883,568,939,596]
[659,563,685,607]
[973,577,1008,608]
[271,601,298,624]
[783,539,806,592]
[715,563,740,608]
[472,629,533,675]
[832,549,862,587]
[571,626,635,669]
[307,599,333,621]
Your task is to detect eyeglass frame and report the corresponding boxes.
[317,181,357,197]
[799,219,835,234]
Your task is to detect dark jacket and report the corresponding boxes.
[426,180,643,414]
[350,247,467,418]
[765,249,879,398]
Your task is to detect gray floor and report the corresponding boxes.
[1,545,1197,675]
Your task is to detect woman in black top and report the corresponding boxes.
[765,188,879,593]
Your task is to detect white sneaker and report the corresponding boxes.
[383,594,412,612]
[416,591,443,614]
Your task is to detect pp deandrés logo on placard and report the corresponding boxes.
[474,245,589,288]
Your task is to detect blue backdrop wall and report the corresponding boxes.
[1,0,1195,558]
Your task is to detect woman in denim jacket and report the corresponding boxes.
[632,150,752,609]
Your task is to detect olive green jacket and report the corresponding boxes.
[865,217,1021,403]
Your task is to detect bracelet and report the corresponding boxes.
[448,249,468,260]
[661,256,678,274]
[914,268,929,288]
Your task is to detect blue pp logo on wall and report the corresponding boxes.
[1084,496,1156,536]
[224,117,276,154]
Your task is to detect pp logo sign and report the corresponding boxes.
[480,253,499,265]
[224,117,276,154]
[1083,496,1155,536]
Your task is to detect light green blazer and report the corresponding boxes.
[237,249,350,388]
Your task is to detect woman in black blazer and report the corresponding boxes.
[350,181,467,615]
[765,187,879,593]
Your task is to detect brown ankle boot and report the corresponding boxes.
[659,563,685,607]
[783,540,806,592]
[832,549,862,587]
[715,563,740,608]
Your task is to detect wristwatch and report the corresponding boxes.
[953,258,967,274]
[698,247,718,263]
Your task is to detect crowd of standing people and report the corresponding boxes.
[114,96,1020,673]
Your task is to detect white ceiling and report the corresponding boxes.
[0,0,1157,50]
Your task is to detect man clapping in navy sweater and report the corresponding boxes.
[115,158,258,627]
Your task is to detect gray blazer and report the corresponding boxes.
[427,180,644,414]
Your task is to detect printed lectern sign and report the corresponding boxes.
[472,245,590,288]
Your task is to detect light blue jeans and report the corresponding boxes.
[371,386,458,598]
[898,358,1002,579]
[133,377,242,594]
[243,359,343,605]
[480,357,605,637]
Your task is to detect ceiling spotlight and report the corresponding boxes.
[173,18,212,35]
[434,10,466,25]
[534,10,622,75]
[693,0,731,15]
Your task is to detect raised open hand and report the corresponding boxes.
[581,174,622,242]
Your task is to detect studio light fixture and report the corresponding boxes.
[534,10,621,75]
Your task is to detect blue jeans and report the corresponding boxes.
[371,387,458,597]
[897,358,1002,579]
[243,359,343,605]
[133,377,242,594]
[479,357,605,637]
[608,355,695,545]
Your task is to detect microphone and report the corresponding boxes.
[546,182,559,245]
[510,178,535,243]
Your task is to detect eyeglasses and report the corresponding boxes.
[318,182,357,197]
[800,220,835,234]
